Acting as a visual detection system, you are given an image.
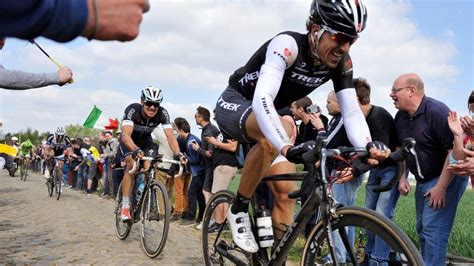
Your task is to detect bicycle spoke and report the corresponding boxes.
[115,182,133,240]
[140,182,170,258]
[302,207,423,265]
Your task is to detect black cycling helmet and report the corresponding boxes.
[309,0,368,38]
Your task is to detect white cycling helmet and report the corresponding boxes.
[141,86,163,103]
[55,127,65,136]
[11,136,18,141]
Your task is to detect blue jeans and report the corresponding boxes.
[62,163,70,185]
[365,166,400,265]
[331,173,366,263]
[102,161,109,195]
[415,175,468,266]
[76,164,89,190]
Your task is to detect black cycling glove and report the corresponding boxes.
[366,141,389,153]
[132,149,143,160]
[285,140,316,164]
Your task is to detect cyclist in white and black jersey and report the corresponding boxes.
[44,127,72,181]
[119,86,184,221]
[214,0,390,253]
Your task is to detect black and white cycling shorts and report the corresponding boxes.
[214,86,255,144]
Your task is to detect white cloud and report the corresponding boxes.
[1,0,467,136]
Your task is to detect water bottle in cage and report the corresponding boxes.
[256,207,274,248]
[135,173,145,202]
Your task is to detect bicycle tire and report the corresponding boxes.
[23,160,28,181]
[140,180,170,258]
[301,206,423,265]
[22,161,27,182]
[47,178,53,197]
[115,181,133,240]
[201,190,255,266]
[55,168,61,200]
[19,160,25,181]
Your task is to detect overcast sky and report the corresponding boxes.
[0,0,473,137]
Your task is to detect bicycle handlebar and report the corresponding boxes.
[288,137,422,199]
[129,156,184,178]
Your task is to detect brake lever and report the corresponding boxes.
[409,146,424,179]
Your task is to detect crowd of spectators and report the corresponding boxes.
[1,76,473,265]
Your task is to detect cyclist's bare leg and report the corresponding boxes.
[266,161,297,240]
[237,112,293,199]
[121,155,135,198]
[58,160,64,180]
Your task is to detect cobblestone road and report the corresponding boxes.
[0,170,203,265]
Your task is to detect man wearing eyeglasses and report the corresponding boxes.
[118,86,183,221]
[213,0,390,254]
[390,73,468,266]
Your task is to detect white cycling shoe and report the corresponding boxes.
[227,208,259,253]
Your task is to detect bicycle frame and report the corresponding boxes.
[129,156,182,223]
[264,145,358,265]
[207,138,420,266]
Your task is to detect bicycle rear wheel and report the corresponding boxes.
[301,206,423,265]
[115,181,133,240]
[140,180,170,258]
[201,190,255,266]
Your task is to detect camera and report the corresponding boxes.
[306,104,321,113]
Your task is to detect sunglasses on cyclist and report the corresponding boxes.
[144,101,160,108]
[322,25,358,45]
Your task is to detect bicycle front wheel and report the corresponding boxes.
[115,181,133,239]
[20,160,25,181]
[302,206,423,265]
[47,178,53,197]
[140,180,170,258]
[22,163,27,181]
[201,190,256,266]
[55,170,61,200]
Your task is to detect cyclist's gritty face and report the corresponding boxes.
[141,99,158,119]
[310,24,352,69]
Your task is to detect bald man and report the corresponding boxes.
[390,73,468,266]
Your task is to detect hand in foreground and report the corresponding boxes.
[58,66,73,85]
[82,0,150,41]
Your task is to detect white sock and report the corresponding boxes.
[122,197,130,208]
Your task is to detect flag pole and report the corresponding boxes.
[74,127,84,139]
